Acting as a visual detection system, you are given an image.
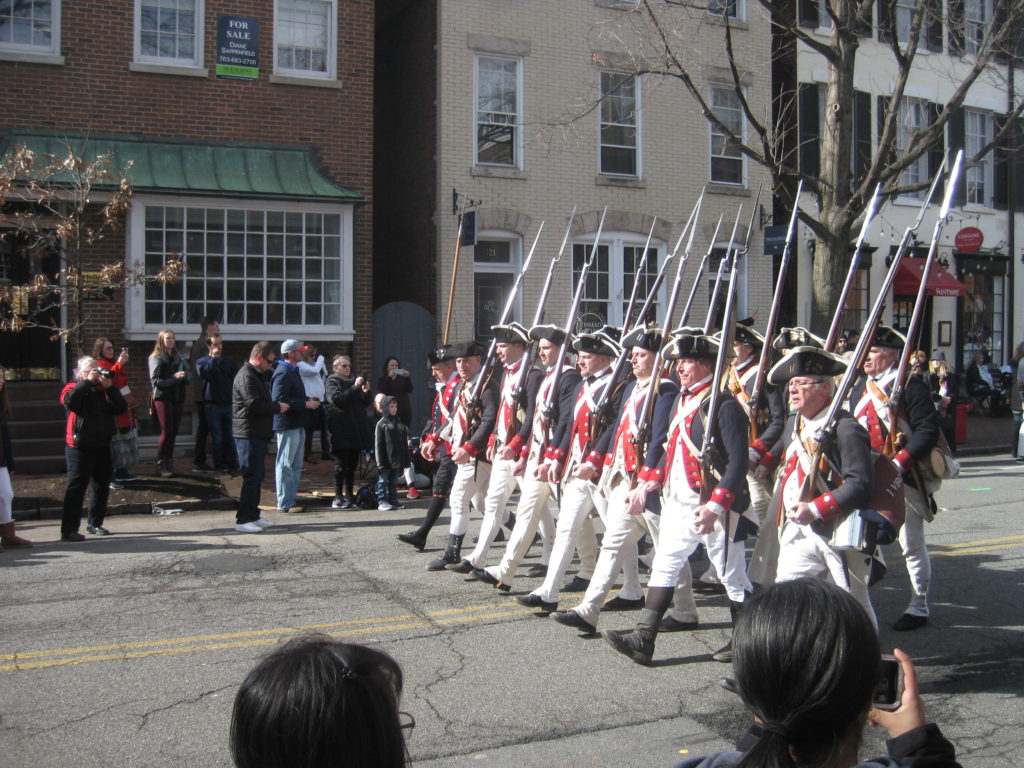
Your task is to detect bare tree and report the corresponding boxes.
[580,0,1024,331]
[0,140,186,358]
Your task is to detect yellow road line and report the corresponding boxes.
[929,534,1024,558]
[1,606,527,673]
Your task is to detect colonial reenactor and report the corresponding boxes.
[424,341,500,571]
[848,326,940,631]
[604,328,753,666]
[473,324,581,590]
[449,323,544,573]
[768,346,878,627]
[514,326,622,613]
[396,345,460,551]
[551,325,698,635]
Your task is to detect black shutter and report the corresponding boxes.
[947,108,966,206]
[877,0,893,42]
[799,83,821,177]
[798,0,819,28]
[991,0,1009,64]
[993,115,1008,210]
[1014,117,1024,212]
[927,103,945,179]
[947,0,964,54]
[877,94,895,168]
[925,0,943,52]
[853,90,872,184]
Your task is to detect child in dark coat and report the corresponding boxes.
[374,396,411,511]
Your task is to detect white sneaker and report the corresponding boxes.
[235,522,263,533]
[378,501,394,511]
[253,518,274,528]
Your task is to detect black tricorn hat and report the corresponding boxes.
[664,326,720,361]
[451,340,486,359]
[427,344,457,365]
[621,324,663,353]
[734,320,765,349]
[868,325,906,350]
[767,346,848,385]
[491,321,530,345]
[573,325,621,357]
[529,324,570,346]
[772,326,825,351]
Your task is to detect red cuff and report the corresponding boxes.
[507,434,525,453]
[544,446,565,462]
[893,449,913,470]
[750,438,769,457]
[585,451,604,468]
[462,442,480,458]
[709,486,735,511]
[758,451,779,471]
[487,434,496,448]
[811,492,842,521]
[518,443,530,459]
[637,465,663,483]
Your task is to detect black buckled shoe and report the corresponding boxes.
[471,568,511,592]
[525,563,548,578]
[396,531,427,551]
[658,616,700,632]
[563,575,591,593]
[550,610,597,636]
[515,593,557,613]
[447,558,474,574]
[603,595,645,612]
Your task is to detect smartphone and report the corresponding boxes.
[873,654,904,711]
[395,368,407,376]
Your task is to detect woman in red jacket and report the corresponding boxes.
[94,338,140,488]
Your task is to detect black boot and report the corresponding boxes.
[399,496,448,550]
[396,531,427,550]
[426,533,464,571]
[712,600,743,663]
[603,586,674,666]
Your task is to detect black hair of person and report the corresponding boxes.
[732,579,880,768]
[230,635,408,768]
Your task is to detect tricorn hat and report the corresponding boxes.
[868,325,906,350]
[451,340,486,359]
[573,325,621,357]
[664,327,720,361]
[621,324,663,353]
[767,346,848,385]
[491,321,530,345]
[529,324,570,346]
[734,320,765,349]
[772,327,825,352]
[427,344,457,365]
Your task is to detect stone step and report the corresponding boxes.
[8,419,65,439]
[16,455,67,475]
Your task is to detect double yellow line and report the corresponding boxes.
[929,533,1024,558]
[1,603,527,674]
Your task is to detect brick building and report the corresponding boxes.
[1,1,374,464]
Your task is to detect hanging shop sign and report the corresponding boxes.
[216,16,259,80]
[954,226,983,253]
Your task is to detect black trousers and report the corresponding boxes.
[62,445,113,533]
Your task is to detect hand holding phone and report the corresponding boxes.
[868,649,926,739]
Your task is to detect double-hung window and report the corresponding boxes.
[964,109,993,207]
[0,0,60,57]
[963,0,991,55]
[475,55,521,167]
[708,0,743,21]
[894,0,915,44]
[571,236,662,330]
[135,0,203,68]
[709,85,745,185]
[599,72,640,177]
[897,98,929,198]
[274,0,336,80]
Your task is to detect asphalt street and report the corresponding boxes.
[1,453,1021,767]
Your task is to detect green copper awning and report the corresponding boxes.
[2,132,364,202]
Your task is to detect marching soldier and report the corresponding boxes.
[604,328,753,665]
[396,345,460,551]
[551,325,701,635]
[449,323,543,573]
[514,326,622,613]
[473,324,580,590]
[849,326,940,631]
[768,345,879,627]
[424,341,500,571]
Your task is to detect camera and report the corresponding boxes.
[873,654,903,711]
[97,368,113,379]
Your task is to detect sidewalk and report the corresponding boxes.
[955,411,1019,457]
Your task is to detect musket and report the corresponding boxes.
[801,156,954,518]
[677,214,724,330]
[704,182,761,331]
[747,180,804,441]
[824,183,883,351]
[510,206,577,409]
[538,207,608,450]
[631,193,706,468]
[622,216,659,331]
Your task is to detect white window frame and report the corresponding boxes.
[0,0,61,58]
[708,0,745,22]
[124,194,355,341]
[894,0,915,44]
[133,0,204,69]
[570,233,667,329]
[963,0,992,55]
[709,85,747,186]
[273,0,337,81]
[964,109,993,208]
[897,97,930,199]
[474,54,523,169]
[598,71,642,178]
[473,232,523,341]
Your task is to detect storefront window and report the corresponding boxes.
[961,267,1005,368]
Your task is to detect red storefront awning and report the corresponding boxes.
[893,259,967,297]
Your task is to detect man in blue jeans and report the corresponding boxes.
[232,341,287,533]
[272,339,320,513]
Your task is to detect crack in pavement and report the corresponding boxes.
[136,683,236,731]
